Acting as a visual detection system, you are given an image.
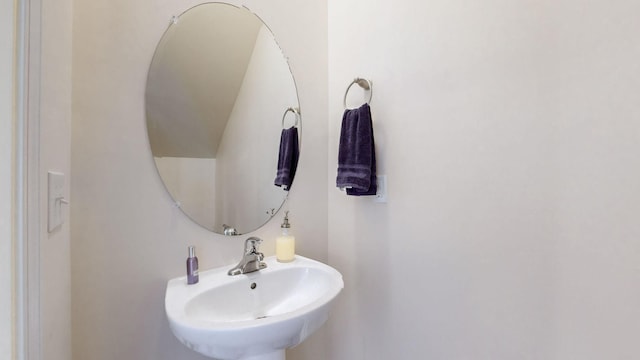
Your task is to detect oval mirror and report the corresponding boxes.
[145,3,300,235]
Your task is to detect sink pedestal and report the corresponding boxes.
[244,350,285,360]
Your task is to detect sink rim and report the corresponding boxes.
[165,255,344,331]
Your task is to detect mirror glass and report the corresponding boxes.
[145,3,300,235]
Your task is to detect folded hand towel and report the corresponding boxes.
[274,126,299,191]
[336,104,377,196]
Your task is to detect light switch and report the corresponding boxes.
[374,175,387,203]
[48,171,67,232]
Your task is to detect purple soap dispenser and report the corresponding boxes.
[186,246,199,285]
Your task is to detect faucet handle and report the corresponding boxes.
[244,237,263,255]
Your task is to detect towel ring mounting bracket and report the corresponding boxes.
[282,107,300,129]
[343,78,373,109]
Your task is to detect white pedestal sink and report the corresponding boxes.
[165,255,344,360]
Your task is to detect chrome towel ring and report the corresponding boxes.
[343,78,373,109]
[282,107,300,129]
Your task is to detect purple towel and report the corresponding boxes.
[336,104,377,196]
[274,126,299,191]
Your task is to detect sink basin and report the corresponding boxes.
[165,255,344,360]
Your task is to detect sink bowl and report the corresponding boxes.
[165,255,344,360]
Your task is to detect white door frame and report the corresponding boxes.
[14,0,43,359]
[1,0,17,358]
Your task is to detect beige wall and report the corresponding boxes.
[40,0,73,358]
[1,0,16,358]
[70,0,327,360]
[328,0,640,359]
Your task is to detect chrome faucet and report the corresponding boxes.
[227,237,267,276]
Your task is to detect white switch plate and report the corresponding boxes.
[48,171,66,232]
[374,175,387,203]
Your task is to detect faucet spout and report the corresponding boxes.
[228,237,267,276]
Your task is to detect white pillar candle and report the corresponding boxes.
[276,232,295,262]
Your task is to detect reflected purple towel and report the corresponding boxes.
[336,104,377,196]
[274,126,299,191]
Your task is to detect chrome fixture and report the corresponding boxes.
[227,237,267,276]
[343,77,373,109]
[281,107,300,129]
[222,224,238,236]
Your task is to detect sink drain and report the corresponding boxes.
[250,282,257,290]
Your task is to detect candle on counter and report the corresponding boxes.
[276,211,295,262]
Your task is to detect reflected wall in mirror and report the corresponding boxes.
[146,3,300,235]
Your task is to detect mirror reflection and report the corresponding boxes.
[146,3,300,234]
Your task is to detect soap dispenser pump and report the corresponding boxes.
[276,211,295,262]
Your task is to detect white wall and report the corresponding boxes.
[328,0,640,359]
[70,0,327,360]
[40,0,73,358]
[1,0,16,357]
[154,157,217,229]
